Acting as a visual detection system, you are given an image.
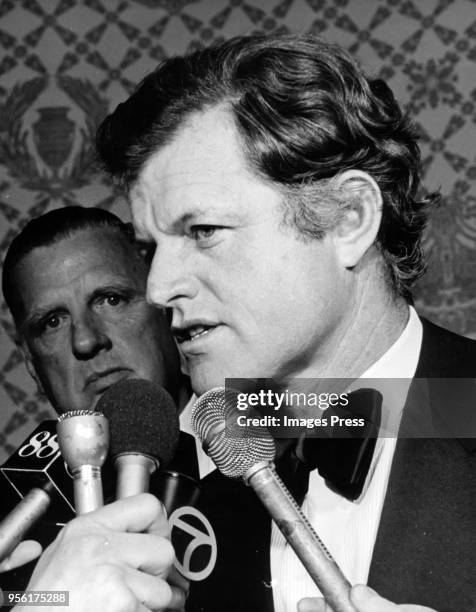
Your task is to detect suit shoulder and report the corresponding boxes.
[416,317,476,377]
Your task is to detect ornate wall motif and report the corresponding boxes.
[1,0,475,461]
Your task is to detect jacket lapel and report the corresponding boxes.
[188,469,274,612]
[368,319,476,611]
[188,318,475,611]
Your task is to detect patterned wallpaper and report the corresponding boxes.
[0,0,475,462]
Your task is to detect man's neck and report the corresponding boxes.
[310,268,410,380]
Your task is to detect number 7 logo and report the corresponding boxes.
[169,506,217,581]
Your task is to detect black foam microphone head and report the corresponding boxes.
[97,378,180,468]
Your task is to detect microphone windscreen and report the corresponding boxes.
[97,378,179,468]
[191,387,275,478]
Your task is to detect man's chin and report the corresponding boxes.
[189,368,227,397]
[91,372,137,408]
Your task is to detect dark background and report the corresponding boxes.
[1,0,475,463]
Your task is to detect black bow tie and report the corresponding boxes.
[275,388,382,503]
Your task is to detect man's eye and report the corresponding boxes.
[95,293,131,311]
[35,314,64,335]
[190,226,218,241]
[45,315,61,329]
[104,294,124,306]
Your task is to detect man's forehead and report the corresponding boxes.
[26,227,137,270]
[14,228,145,305]
[130,106,271,233]
[133,107,251,192]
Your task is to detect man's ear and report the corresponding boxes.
[331,169,382,269]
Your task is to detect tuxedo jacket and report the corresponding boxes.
[188,319,476,612]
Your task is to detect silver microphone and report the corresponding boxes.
[191,387,356,612]
[0,487,51,563]
[56,411,109,515]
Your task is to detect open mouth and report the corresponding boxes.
[173,324,217,344]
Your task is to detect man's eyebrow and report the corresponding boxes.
[87,284,142,302]
[135,211,212,238]
[134,207,240,239]
[21,283,143,329]
[20,305,62,334]
[27,304,61,322]
[171,212,195,231]
[170,208,238,231]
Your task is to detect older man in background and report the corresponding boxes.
[2,206,182,414]
[1,206,190,610]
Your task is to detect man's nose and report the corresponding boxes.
[71,313,111,359]
[146,244,198,308]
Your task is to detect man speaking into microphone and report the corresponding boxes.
[94,33,475,612]
[1,206,191,609]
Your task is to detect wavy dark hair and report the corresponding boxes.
[97,34,438,299]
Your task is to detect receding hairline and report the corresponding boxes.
[5,224,146,328]
[128,102,287,203]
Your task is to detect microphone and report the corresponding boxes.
[191,387,356,612]
[97,379,205,582]
[0,421,75,562]
[153,431,201,515]
[57,411,109,515]
[0,487,50,563]
[97,379,180,500]
[0,415,116,565]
